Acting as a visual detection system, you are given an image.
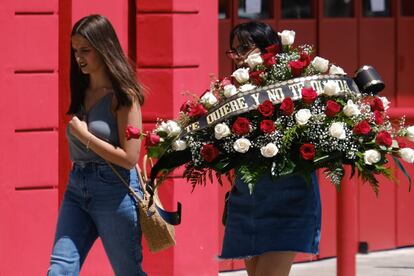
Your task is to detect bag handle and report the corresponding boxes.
[105,161,146,208]
[141,155,182,225]
[105,158,182,225]
[141,155,152,184]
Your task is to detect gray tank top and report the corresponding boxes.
[66,93,119,163]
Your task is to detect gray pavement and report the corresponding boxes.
[219,247,414,276]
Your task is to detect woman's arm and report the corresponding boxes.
[69,100,142,169]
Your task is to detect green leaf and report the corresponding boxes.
[271,158,295,177]
[147,146,165,158]
[323,162,344,190]
[392,156,412,191]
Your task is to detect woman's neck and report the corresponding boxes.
[88,69,112,91]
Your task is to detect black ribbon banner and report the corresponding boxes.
[180,75,360,139]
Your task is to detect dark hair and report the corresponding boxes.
[68,14,144,114]
[230,21,281,53]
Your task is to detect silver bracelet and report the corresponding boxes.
[86,135,93,151]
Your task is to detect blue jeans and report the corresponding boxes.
[48,163,147,276]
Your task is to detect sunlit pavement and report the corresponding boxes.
[219,247,414,276]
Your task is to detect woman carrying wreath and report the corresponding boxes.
[220,22,322,276]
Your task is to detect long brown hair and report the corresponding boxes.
[68,14,144,114]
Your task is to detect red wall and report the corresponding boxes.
[0,1,59,275]
[137,1,219,275]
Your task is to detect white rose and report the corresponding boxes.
[400,148,414,163]
[200,91,217,107]
[223,84,238,98]
[260,143,279,158]
[277,30,295,46]
[379,96,390,110]
[156,121,169,133]
[364,149,381,165]
[231,68,250,83]
[166,120,181,136]
[311,56,330,73]
[245,52,263,69]
[329,122,346,140]
[329,64,347,75]
[323,80,341,96]
[239,83,257,92]
[214,123,231,140]
[172,139,187,151]
[233,138,251,153]
[406,126,414,141]
[295,109,312,125]
[343,100,361,117]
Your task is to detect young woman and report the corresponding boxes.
[48,15,146,276]
[220,22,322,276]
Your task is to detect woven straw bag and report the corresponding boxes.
[106,155,176,253]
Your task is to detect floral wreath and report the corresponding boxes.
[127,30,413,195]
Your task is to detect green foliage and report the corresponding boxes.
[323,162,344,191]
[392,156,412,191]
[280,125,301,154]
[239,163,268,194]
[183,165,211,190]
[147,146,165,158]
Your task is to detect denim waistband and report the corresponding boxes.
[72,162,130,175]
[73,161,107,169]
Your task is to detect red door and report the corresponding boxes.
[396,0,414,248]
[357,0,397,252]
[218,1,414,273]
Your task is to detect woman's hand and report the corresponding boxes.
[69,116,90,141]
[66,100,142,169]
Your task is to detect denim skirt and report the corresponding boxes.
[220,172,321,259]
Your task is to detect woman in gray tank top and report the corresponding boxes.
[48,15,147,276]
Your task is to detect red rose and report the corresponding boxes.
[301,87,318,104]
[200,144,220,163]
[258,100,275,117]
[374,110,384,125]
[325,100,341,117]
[145,132,161,148]
[260,120,276,134]
[353,120,371,135]
[300,143,316,160]
[188,103,207,118]
[250,70,264,85]
[280,97,294,116]
[180,100,192,113]
[370,97,385,112]
[289,60,306,77]
[265,44,279,55]
[232,117,251,135]
[280,97,295,116]
[376,130,393,148]
[299,52,311,67]
[261,52,276,68]
[125,125,141,140]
